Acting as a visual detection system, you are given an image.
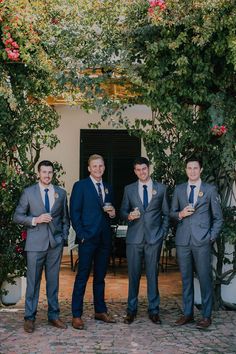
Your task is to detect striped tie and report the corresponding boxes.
[96,183,104,205]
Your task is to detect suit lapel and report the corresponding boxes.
[35,183,46,211]
[146,181,158,210]
[195,182,206,207]
[103,182,110,203]
[88,177,102,205]
[182,183,189,205]
[50,185,60,212]
[132,181,144,210]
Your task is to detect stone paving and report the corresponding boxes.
[1,296,236,354]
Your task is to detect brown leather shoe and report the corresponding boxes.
[196,318,211,329]
[48,318,67,329]
[94,312,116,323]
[72,317,84,330]
[175,315,194,326]
[124,313,136,324]
[24,319,35,333]
[149,314,162,324]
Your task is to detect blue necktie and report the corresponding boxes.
[189,185,196,205]
[96,183,104,205]
[143,185,148,210]
[44,188,50,213]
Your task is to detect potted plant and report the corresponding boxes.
[0,0,63,303]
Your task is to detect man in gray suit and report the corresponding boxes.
[13,160,70,333]
[120,157,169,324]
[170,157,223,329]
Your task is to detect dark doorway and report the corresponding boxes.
[80,129,141,219]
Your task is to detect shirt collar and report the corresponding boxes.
[138,178,152,188]
[38,182,53,192]
[90,175,103,186]
[188,178,201,188]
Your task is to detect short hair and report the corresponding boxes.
[133,157,150,168]
[186,156,203,169]
[88,154,104,165]
[37,160,54,172]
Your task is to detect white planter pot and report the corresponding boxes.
[220,242,236,305]
[194,242,236,306]
[1,277,26,305]
[221,278,236,305]
[194,275,236,306]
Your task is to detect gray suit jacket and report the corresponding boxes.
[120,181,169,244]
[170,182,223,246]
[13,183,70,251]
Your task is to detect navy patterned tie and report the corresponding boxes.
[189,185,196,205]
[44,188,50,213]
[96,183,104,205]
[143,185,148,210]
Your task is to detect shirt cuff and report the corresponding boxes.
[32,217,37,226]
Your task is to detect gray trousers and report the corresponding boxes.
[25,244,63,321]
[176,242,213,318]
[126,239,163,315]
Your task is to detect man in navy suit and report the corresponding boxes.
[70,154,116,330]
[120,157,169,324]
[170,157,223,329]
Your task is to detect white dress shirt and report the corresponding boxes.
[90,175,105,202]
[38,182,55,210]
[32,182,55,225]
[187,179,201,205]
[138,178,153,205]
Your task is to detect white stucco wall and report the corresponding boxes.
[40,104,151,194]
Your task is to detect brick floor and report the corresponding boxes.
[1,257,236,354]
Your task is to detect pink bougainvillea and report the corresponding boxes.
[148,0,166,11]
[1,181,7,188]
[15,245,24,254]
[148,0,166,21]
[2,30,20,61]
[211,125,227,137]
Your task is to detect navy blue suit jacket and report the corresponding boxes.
[70,177,114,244]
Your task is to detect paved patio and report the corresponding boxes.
[0,258,236,354]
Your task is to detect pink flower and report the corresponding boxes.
[5,48,20,61]
[4,38,14,46]
[148,7,154,14]
[3,30,11,37]
[149,0,157,6]
[211,125,227,137]
[51,18,59,24]
[21,230,27,240]
[1,181,7,189]
[148,0,166,10]
[220,125,227,134]
[15,245,24,254]
[11,41,19,49]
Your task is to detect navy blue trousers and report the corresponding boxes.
[72,236,111,317]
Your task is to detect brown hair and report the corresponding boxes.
[133,157,150,168]
[37,160,54,172]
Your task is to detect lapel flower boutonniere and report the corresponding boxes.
[104,188,109,194]
[152,189,157,196]
[54,192,59,199]
[198,191,204,197]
